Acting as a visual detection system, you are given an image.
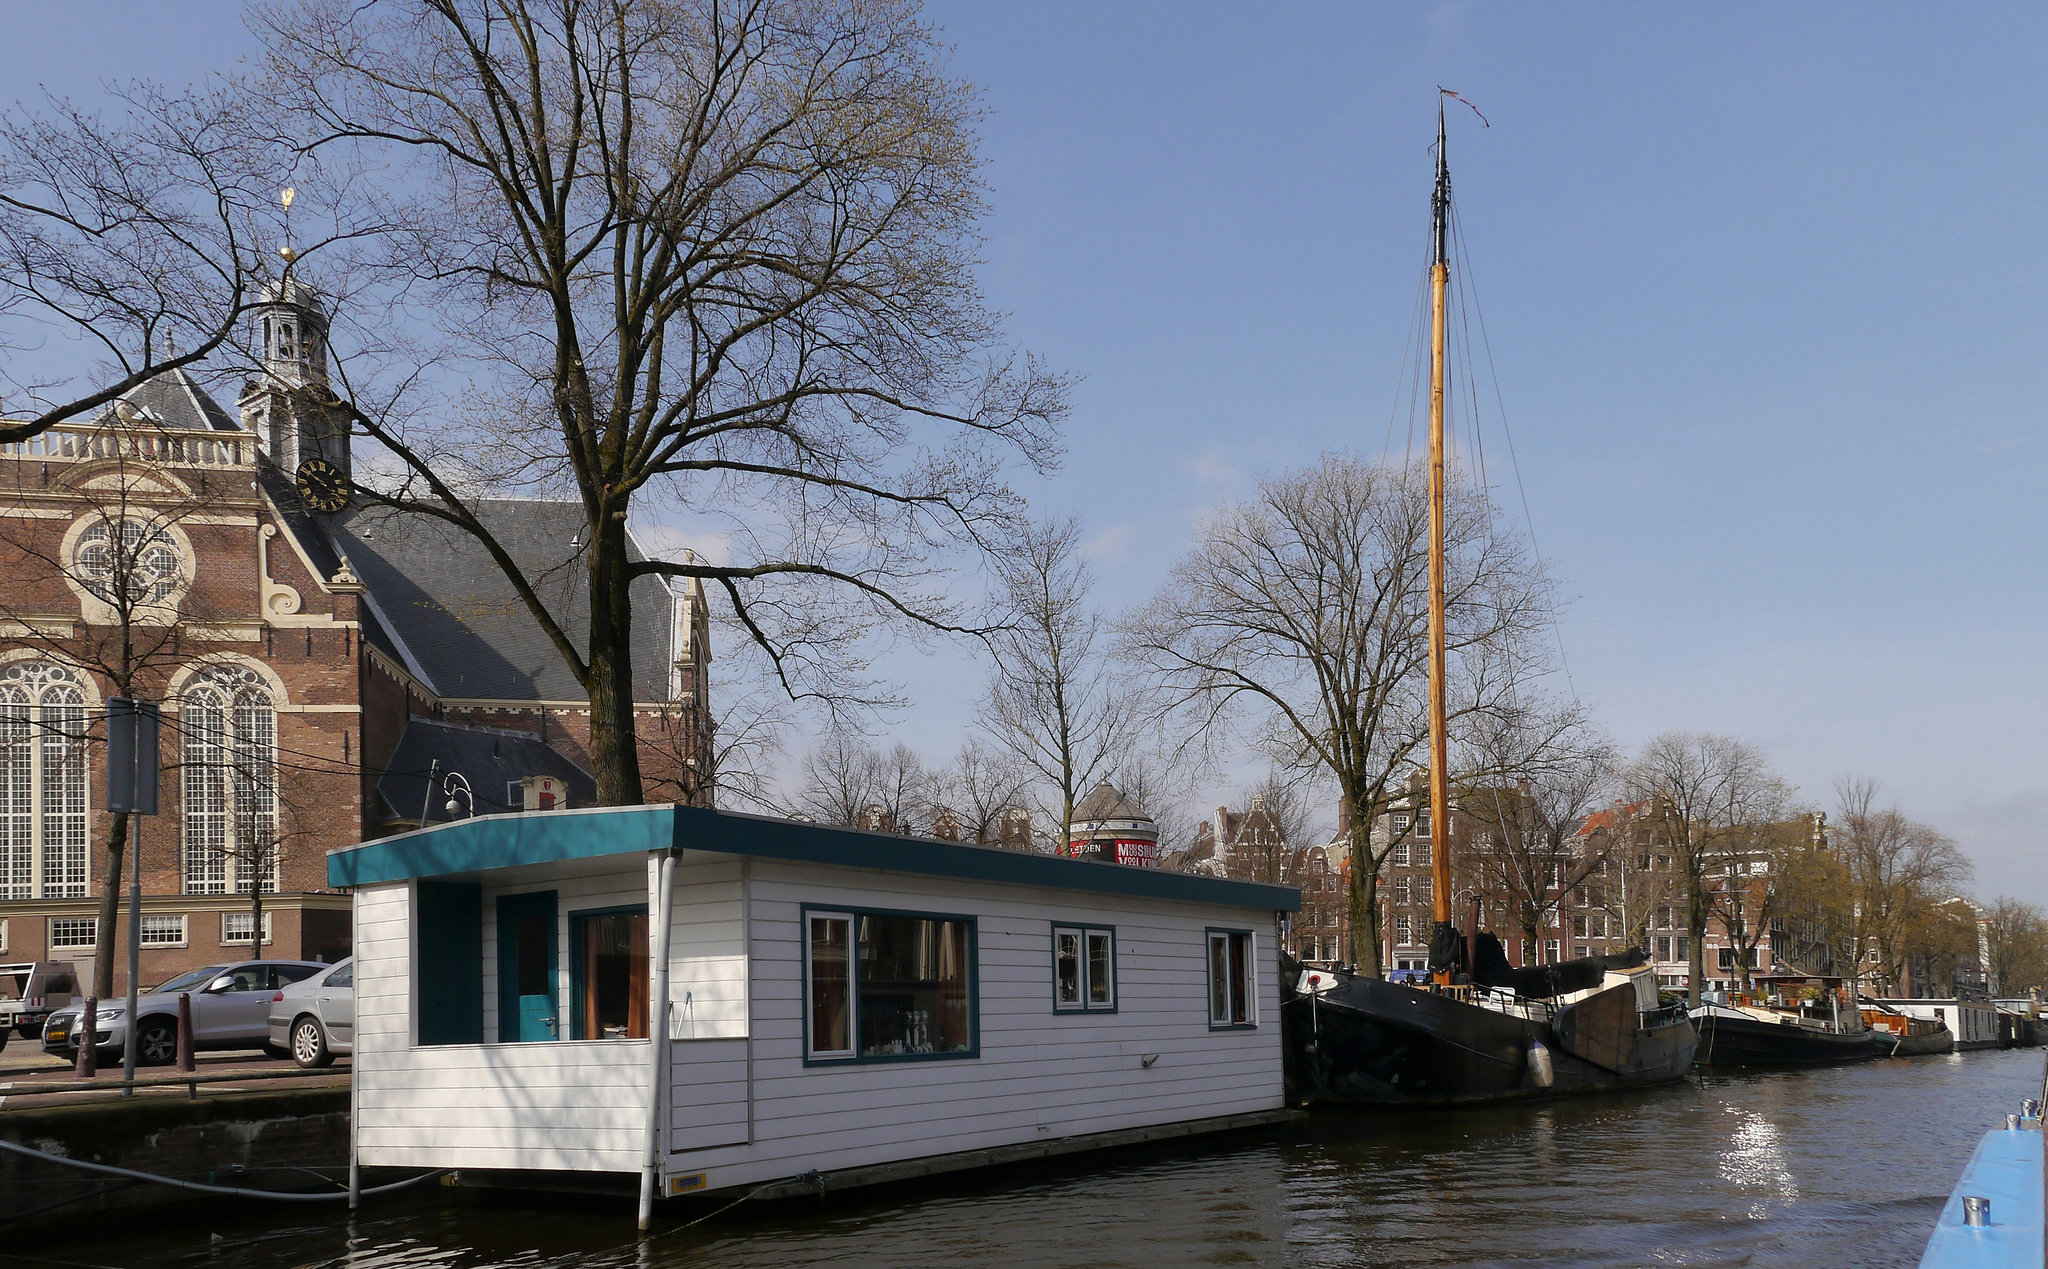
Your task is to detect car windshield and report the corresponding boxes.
[152,966,229,995]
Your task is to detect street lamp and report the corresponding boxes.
[443,772,475,819]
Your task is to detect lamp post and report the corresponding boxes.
[442,772,474,819]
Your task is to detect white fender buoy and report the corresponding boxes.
[1527,1039,1555,1088]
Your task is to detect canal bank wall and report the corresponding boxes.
[0,1087,349,1227]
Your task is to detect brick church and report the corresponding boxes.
[0,280,713,990]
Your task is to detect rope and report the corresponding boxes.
[0,1136,443,1202]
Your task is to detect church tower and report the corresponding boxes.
[239,277,349,483]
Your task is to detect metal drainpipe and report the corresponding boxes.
[638,851,678,1232]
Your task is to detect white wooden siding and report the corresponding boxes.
[662,861,1284,1191]
[667,851,747,1040]
[353,862,660,1173]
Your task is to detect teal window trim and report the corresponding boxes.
[800,902,979,1066]
[568,903,651,1041]
[1206,926,1258,1031]
[1050,922,1118,1014]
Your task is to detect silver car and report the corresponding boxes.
[266,958,353,1068]
[40,960,326,1064]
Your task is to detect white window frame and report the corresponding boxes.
[0,661,90,900]
[1052,924,1116,1013]
[180,665,280,897]
[0,917,8,952]
[1207,928,1258,1030]
[139,913,188,948]
[221,910,274,946]
[49,916,98,950]
[1395,914,1412,946]
[803,910,856,1060]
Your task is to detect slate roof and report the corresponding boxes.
[320,499,675,702]
[376,717,596,827]
[1072,781,1152,824]
[97,368,241,432]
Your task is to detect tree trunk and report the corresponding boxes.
[1686,874,1707,1008]
[91,812,131,1000]
[250,885,265,961]
[585,516,644,806]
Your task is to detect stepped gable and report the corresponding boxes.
[319,498,676,702]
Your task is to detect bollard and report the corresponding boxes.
[73,998,97,1078]
[1963,1196,1990,1227]
[176,992,195,1072]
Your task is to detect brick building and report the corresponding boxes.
[1174,794,1349,965]
[0,280,711,991]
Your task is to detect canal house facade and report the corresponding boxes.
[331,803,1299,1198]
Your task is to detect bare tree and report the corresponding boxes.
[1581,800,1678,953]
[6,2,1069,808]
[1834,775,1972,996]
[788,729,882,828]
[1112,750,1199,861]
[981,517,1142,852]
[867,742,934,835]
[929,738,1028,844]
[1624,732,1791,1007]
[0,82,293,440]
[1984,897,2048,997]
[1459,698,1618,959]
[240,0,1067,806]
[1122,454,1550,977]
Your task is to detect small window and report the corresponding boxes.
[274,964,320,987]
[1392,841,1410,867]
[1208,929,1256,1029]
[572,907,649,1039]
[49,917,97,950]
[222,911,273,946]
[1545,939,1561,964]
[140,914,187,947]
[1395,915,1412,946]
[1052,924,1115,1012]
[806,912,854,1058]
[0,918,8,952]
[326,962,353,989]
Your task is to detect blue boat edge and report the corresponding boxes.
[1919,1053,2047,1268]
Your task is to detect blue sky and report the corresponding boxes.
[9,5,2047,901]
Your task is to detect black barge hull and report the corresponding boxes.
[1692,1009,1877,1066]
[1283,975,1697,1106]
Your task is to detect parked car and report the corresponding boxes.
[0,962,79,1049]
[40,960,327,1064]
[266,958,353,1068]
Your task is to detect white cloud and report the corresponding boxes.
[634,522,731,566]
[1189,451,1238,486]
[1082,523,1132,565]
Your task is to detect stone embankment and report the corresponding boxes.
[0,1054,350,1226]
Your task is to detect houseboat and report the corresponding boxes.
[1691,975,1876,1067]
[1875,997,2000,1052]
[328,803,1300,1221]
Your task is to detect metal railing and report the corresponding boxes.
[0,1064,347,1104]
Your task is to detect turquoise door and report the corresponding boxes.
[497,892,559,1042]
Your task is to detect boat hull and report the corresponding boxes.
[1875,1027,1955,1058]
[1692,1007,1877,1066]
[1283,974,1697,1106]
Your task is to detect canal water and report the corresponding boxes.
[72,1047,2041,1269]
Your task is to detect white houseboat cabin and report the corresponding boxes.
[1874,997,2000,1051]
[328,804,1301,1216]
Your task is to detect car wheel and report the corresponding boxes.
[291,1015,333,1069]
[15,1023,38,1040]
[135,1018,178,1066]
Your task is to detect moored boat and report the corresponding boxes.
[1691,975,1876,1067]
[1863,1003,1954,1057]
[1276,93,1698,1108]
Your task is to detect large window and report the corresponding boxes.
[0,662,88,899]
[140,914,187,947]
[572,907,649,1039]
[1208,929,1257,1029]
[804,908,975,1062]
[181,665,278,896]
[73,517,183,607]
[1052,924,1115,1013]
[49,917,97,950]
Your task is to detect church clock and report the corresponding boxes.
[295,457,350,513]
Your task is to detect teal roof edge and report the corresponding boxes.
[328,804,1300,912]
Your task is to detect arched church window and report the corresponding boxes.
[0,662,89,900]
[73,518,184,607]
[181,665,279,896]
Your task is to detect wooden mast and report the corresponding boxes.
[1428,100,1455,950]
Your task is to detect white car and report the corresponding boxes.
[266,958,354,1068]
[41,960,326,1064]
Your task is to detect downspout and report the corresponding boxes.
[638,851,677,1232]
